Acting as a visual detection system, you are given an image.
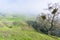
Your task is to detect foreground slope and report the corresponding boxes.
[0,26,59,40]
[0,17,59,40]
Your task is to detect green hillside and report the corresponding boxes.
[0,17,59,40]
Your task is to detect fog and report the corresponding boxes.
[0,0,60,15]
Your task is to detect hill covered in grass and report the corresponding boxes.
[0,13,59,40]
[0,26,59,40]
[0,17,59,40]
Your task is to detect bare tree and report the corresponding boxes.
[37,3,60,35]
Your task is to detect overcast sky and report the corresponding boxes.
[0,0,60,14]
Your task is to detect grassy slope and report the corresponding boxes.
[0,27,57,40]
[0,17,59,40]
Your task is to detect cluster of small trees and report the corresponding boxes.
[37,3,60,36]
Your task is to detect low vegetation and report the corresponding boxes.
[0,16,59,40]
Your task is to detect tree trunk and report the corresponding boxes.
[48,14,55,35]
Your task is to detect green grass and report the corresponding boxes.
[0,27,58,40]
[0,17,59,40]
[1,26,60,40]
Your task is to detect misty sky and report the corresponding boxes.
[0,0,60,14]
